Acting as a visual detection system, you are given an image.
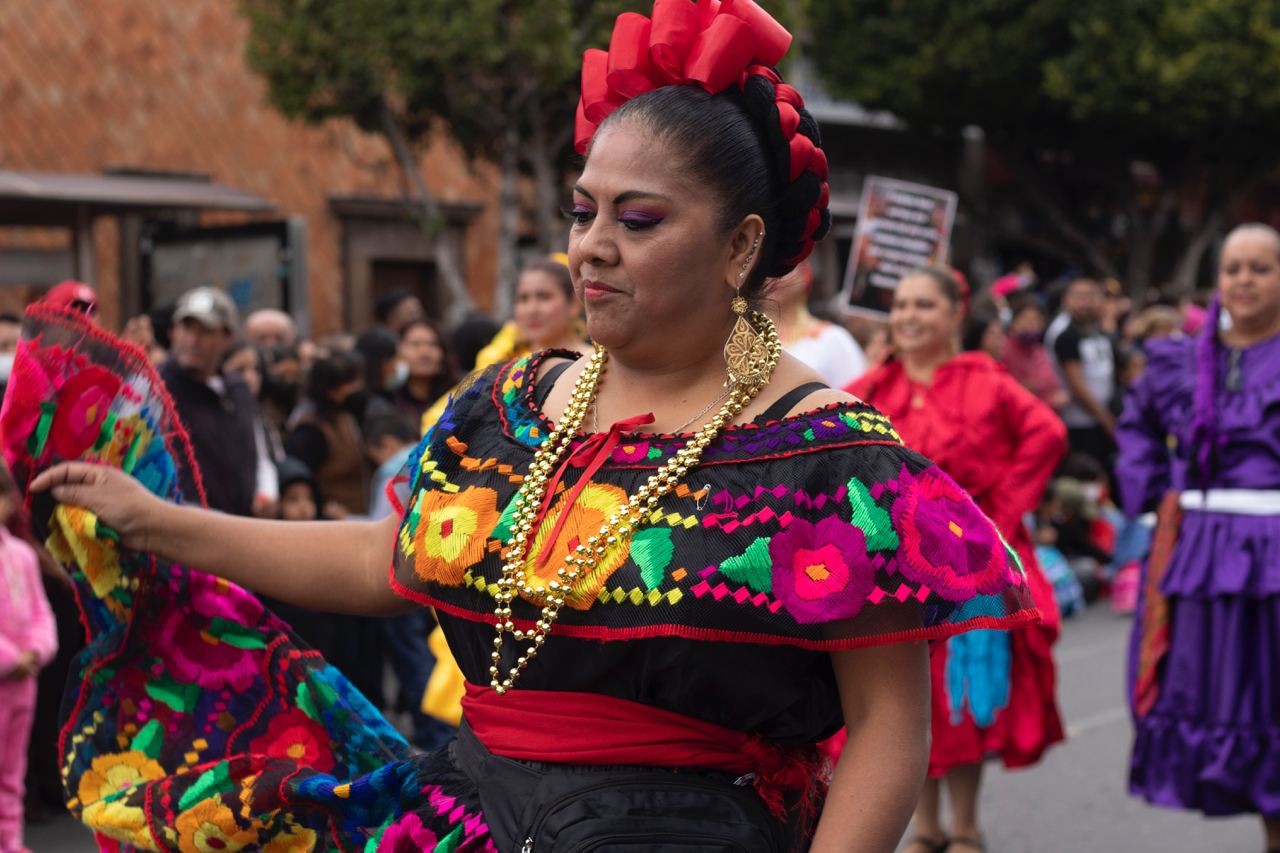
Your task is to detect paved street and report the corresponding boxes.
[27,604,1261,853]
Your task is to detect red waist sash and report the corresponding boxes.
[461,682,824,820]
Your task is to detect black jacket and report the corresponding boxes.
[160,360,258,516]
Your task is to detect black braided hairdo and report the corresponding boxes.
[597,75,831,302]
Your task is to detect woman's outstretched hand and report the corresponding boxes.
[29,462,165,552]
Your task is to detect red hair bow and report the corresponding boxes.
[575,0,791,152]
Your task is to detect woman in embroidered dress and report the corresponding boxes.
[11,5,1038,852]
[1118,223,1280,853]
[849,269,1066,853]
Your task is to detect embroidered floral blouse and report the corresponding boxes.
[391,351,1039,742]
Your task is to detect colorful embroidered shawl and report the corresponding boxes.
[2,307,490,852]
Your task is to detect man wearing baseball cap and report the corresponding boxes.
[160,287,259,516]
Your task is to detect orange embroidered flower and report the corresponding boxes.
[410,486,502,586]
[175,799,258,853]
[524,483,629,609]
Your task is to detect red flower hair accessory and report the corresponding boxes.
[576,0,830,267]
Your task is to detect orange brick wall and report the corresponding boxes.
[0,0,500,333]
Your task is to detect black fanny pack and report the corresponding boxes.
[453,722,795,853]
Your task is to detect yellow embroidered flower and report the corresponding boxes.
[77,750,165,808]
[47,504,121,599]
[525,483,629,609]
[262,824,318,853]
[411,486,502,586]
[81,797,157,848]
[175,799,258,853]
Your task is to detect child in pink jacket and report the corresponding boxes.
[0,465,57,853]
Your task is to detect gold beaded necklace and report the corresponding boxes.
[489,311,782,693]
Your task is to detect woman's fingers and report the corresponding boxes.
[30,462,106,496]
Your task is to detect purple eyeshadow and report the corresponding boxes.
[618,209,665,224]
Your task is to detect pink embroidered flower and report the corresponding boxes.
[612,440,651,464]
[153,573,265,690]
[51,365,122,459]
[376,812,440,852]
[769,515,877,624]
[249,709,335,773]
[891,466,1015,601]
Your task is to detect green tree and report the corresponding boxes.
[239,0,644,317]
[809,0,1280,296]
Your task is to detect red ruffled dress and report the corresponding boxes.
[849,353,1067,775]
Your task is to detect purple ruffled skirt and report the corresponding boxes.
[1129,507,1280,816]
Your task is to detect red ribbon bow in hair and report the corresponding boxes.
[575,0,791,153]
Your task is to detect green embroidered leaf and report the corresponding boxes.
[434,823,466,853]
[131,718,164,759]
[719,537,773,594]
[632,528,675,591]
[297,682,320,721]
[847,478,899,552]
[208,618,268,650]
[492,493,520,542]
[145,676,200,713]
[178,762,234,812]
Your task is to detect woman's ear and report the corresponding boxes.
[723,214,767,293]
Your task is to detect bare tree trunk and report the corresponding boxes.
[379,102,472,323]
[1170,208,1225,297]
[527,107,565,254]
[493,124,522,320]
[1009,155,1119,280]
[1124,190,1178,303]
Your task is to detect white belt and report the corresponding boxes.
[1179,489,1280,515]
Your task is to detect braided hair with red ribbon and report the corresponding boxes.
[575,0,831,286]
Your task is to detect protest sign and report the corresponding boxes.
[840,176,958,318]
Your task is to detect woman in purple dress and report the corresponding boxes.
[1117,223,1280,852]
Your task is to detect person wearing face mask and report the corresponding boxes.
[848,269,1066,853]
[1118,224,1280,851]
[284,347,371,518]
[392,318,458,424]
[355,326,409,404]
[1002,297,1069,412]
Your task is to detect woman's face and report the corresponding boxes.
[399,324,444,379]
[224,347,262,397]
[979,319,1006,360]
[514,271,576,348]
[889,274,961,358]
[1009,306,1046,337]
[567,121,744,361]
[1219,230,1280,330]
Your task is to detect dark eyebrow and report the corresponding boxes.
[572,184,672,206]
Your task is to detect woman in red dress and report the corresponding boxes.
[848,269,1066,853]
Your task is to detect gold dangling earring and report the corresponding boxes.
[724,233,772,394]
